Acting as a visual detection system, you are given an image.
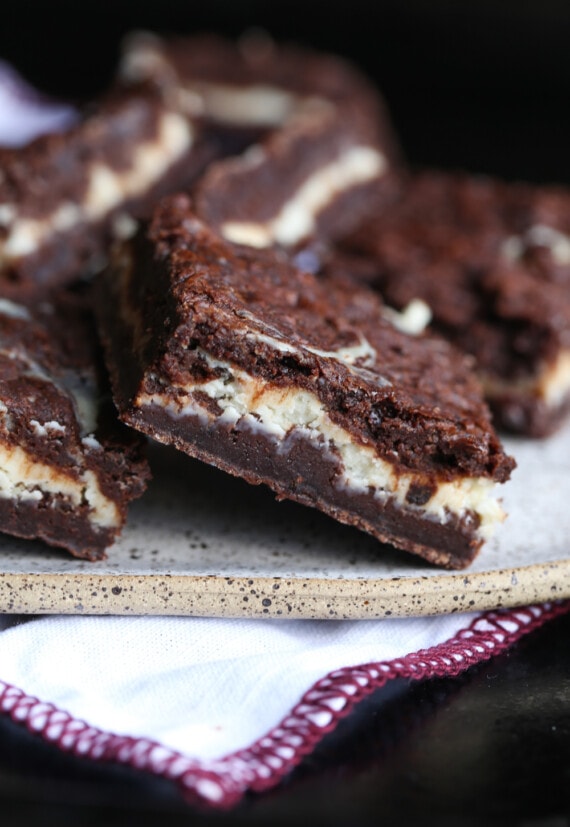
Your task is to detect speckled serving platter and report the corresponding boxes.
[0,421,569,619]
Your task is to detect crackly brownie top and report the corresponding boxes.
[119,32,399,166]
[0,82,172,220]
[129,194,514,483]
[121,31,384,113]
[335,170,570,376]
[119,33,396,251]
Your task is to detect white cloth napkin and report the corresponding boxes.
[0,604,566,807]
[0,59,568,809]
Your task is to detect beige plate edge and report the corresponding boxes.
[1,558,569,618]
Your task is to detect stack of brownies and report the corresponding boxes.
[1,31,568,570]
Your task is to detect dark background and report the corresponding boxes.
[2,2,570,824]
[2,0,570,183]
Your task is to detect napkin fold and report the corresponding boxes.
[0,603,567,808]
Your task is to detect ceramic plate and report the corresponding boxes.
[0,422,568,618]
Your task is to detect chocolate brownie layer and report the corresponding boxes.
[0,293,150,559]
[333,170,570,436]
[95,194,514,569]
[120,32,399,250]
[0,82,215,297]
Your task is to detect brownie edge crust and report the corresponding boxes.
[0,294,150,559]
[95,194,515,569]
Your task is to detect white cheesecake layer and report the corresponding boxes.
[245,327,380,370]
[221,146,386,248]
[483,349,570,409]
[182,82,298,126]
[136,349,504,538]
[502,224,570,266]
[120,36,317,127]
[382,300,433,336]
[0,299,31,321]
[0,440,120,528]
[0,299,118,527]
[0,112,193,263]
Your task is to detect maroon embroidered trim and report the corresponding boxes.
[0,601,568,809]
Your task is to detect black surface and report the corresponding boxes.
[2,0,570,184]
[2,2,570,824]
[0,609,569,826]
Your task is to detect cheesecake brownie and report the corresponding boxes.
[334,170,570,436]
[120,32,399,250]
[0,292,150,559]
[0,82,215,297]
[95,194,514,569]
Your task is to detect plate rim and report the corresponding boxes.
[1,555,568,618]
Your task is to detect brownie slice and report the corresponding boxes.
[333,169,570,437]
[0,292,150,559]
[120,31,400,251]
[0,82,215,297]
[95,194,514,569]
